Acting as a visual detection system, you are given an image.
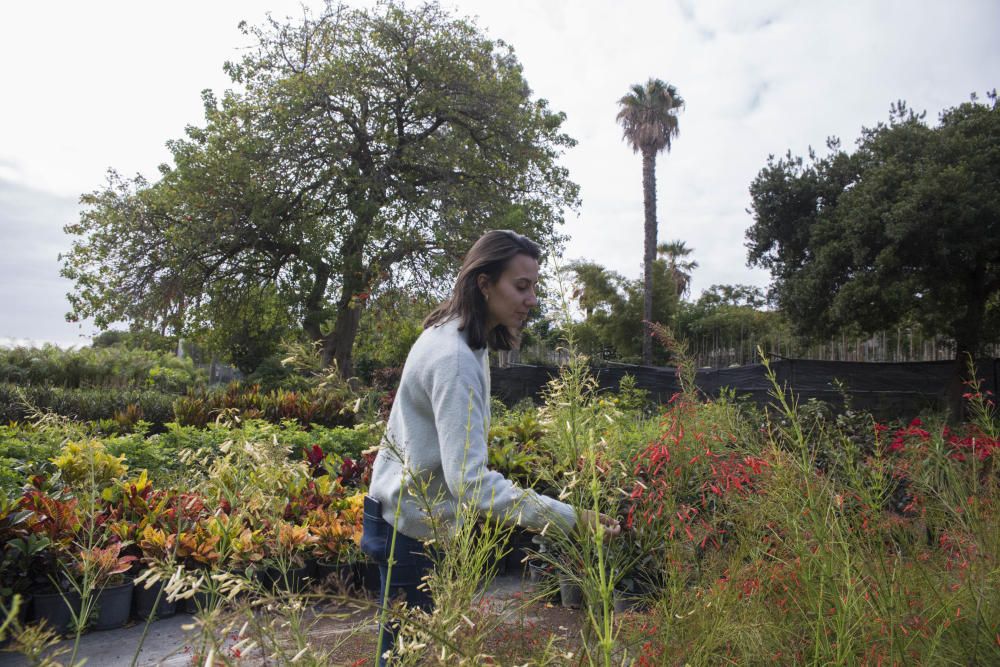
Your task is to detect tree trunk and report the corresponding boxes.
[302,261,332,343]
[321,298,364,379]
[641,148,657,365]
[319,226,374,378]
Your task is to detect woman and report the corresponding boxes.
[361,230,620,664]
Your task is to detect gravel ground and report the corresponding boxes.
[0,571,600,667]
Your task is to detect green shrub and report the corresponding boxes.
[243,355,314,392]
[0,345,205,391]
[0,423,66,462]
[308,424,380,460]
[0,457,22,494]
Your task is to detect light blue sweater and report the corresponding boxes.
[368,317,577,541]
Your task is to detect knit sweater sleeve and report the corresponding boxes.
[428,345,577,535]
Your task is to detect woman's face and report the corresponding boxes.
[480,253,540,333]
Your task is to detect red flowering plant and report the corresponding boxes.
[881,370,999,468]
[624,394,771,587]
[884,411,997,528]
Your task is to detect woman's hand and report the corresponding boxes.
[576,509,621,539]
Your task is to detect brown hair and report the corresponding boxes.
[423,230,541,351]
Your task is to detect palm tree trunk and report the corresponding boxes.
[641,148,657,365]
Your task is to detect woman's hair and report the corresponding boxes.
[423,230,541,351]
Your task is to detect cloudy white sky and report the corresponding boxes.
[1,0,997,347]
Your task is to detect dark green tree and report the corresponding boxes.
[747,92,1000,414]
[351,286,435,382]
[567,258,679,363]
[657,239,698,299]
[675,284,788,364]
[616,78,684,364]
[62,1,578,377]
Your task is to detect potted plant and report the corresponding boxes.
[0,496,39,637]
[309,503,363,592]
[73,543,136,631]
[227,526,266,577]
[612,574,646,613]
[259,520,318,593]
[133,525,179,620]
[524,535,560,603]
[503,526,537,573]
[0,593,28,650]
[557,569,584,609]
[19,490,83,635]
[2,539,48,646]
[175,522,223,613]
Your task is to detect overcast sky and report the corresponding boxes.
[2,0,998,347]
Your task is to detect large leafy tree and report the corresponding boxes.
[747,92,1000,415]
[62,1,578,377]
[616,78,684,364]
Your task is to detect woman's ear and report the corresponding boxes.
[477,274,491,299]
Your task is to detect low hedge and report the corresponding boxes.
[0,383,175,429]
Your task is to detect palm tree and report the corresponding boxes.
[657,240,698,299]
[617,78,684,364]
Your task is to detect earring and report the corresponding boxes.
[485,293,490,302]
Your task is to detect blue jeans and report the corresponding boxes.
[360,498,434,666]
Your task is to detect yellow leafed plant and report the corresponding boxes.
[50,439,127,488]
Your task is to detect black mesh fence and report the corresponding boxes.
[491,358,1000,419]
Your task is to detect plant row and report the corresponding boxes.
[0,380,360,434]
[1,429,379,640]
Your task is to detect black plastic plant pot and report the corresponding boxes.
[504,528,536,572]
[527,559,552,584]
[558,575,583,609]
[315,559,358,592]
[91,579,134,631]
[132,579,176,621]
[612,587,645,614]
[490,548,509,577]
[30,589,82,636]
[357,560,382,596]
[257,560,315,593]
[527,562,560,603]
